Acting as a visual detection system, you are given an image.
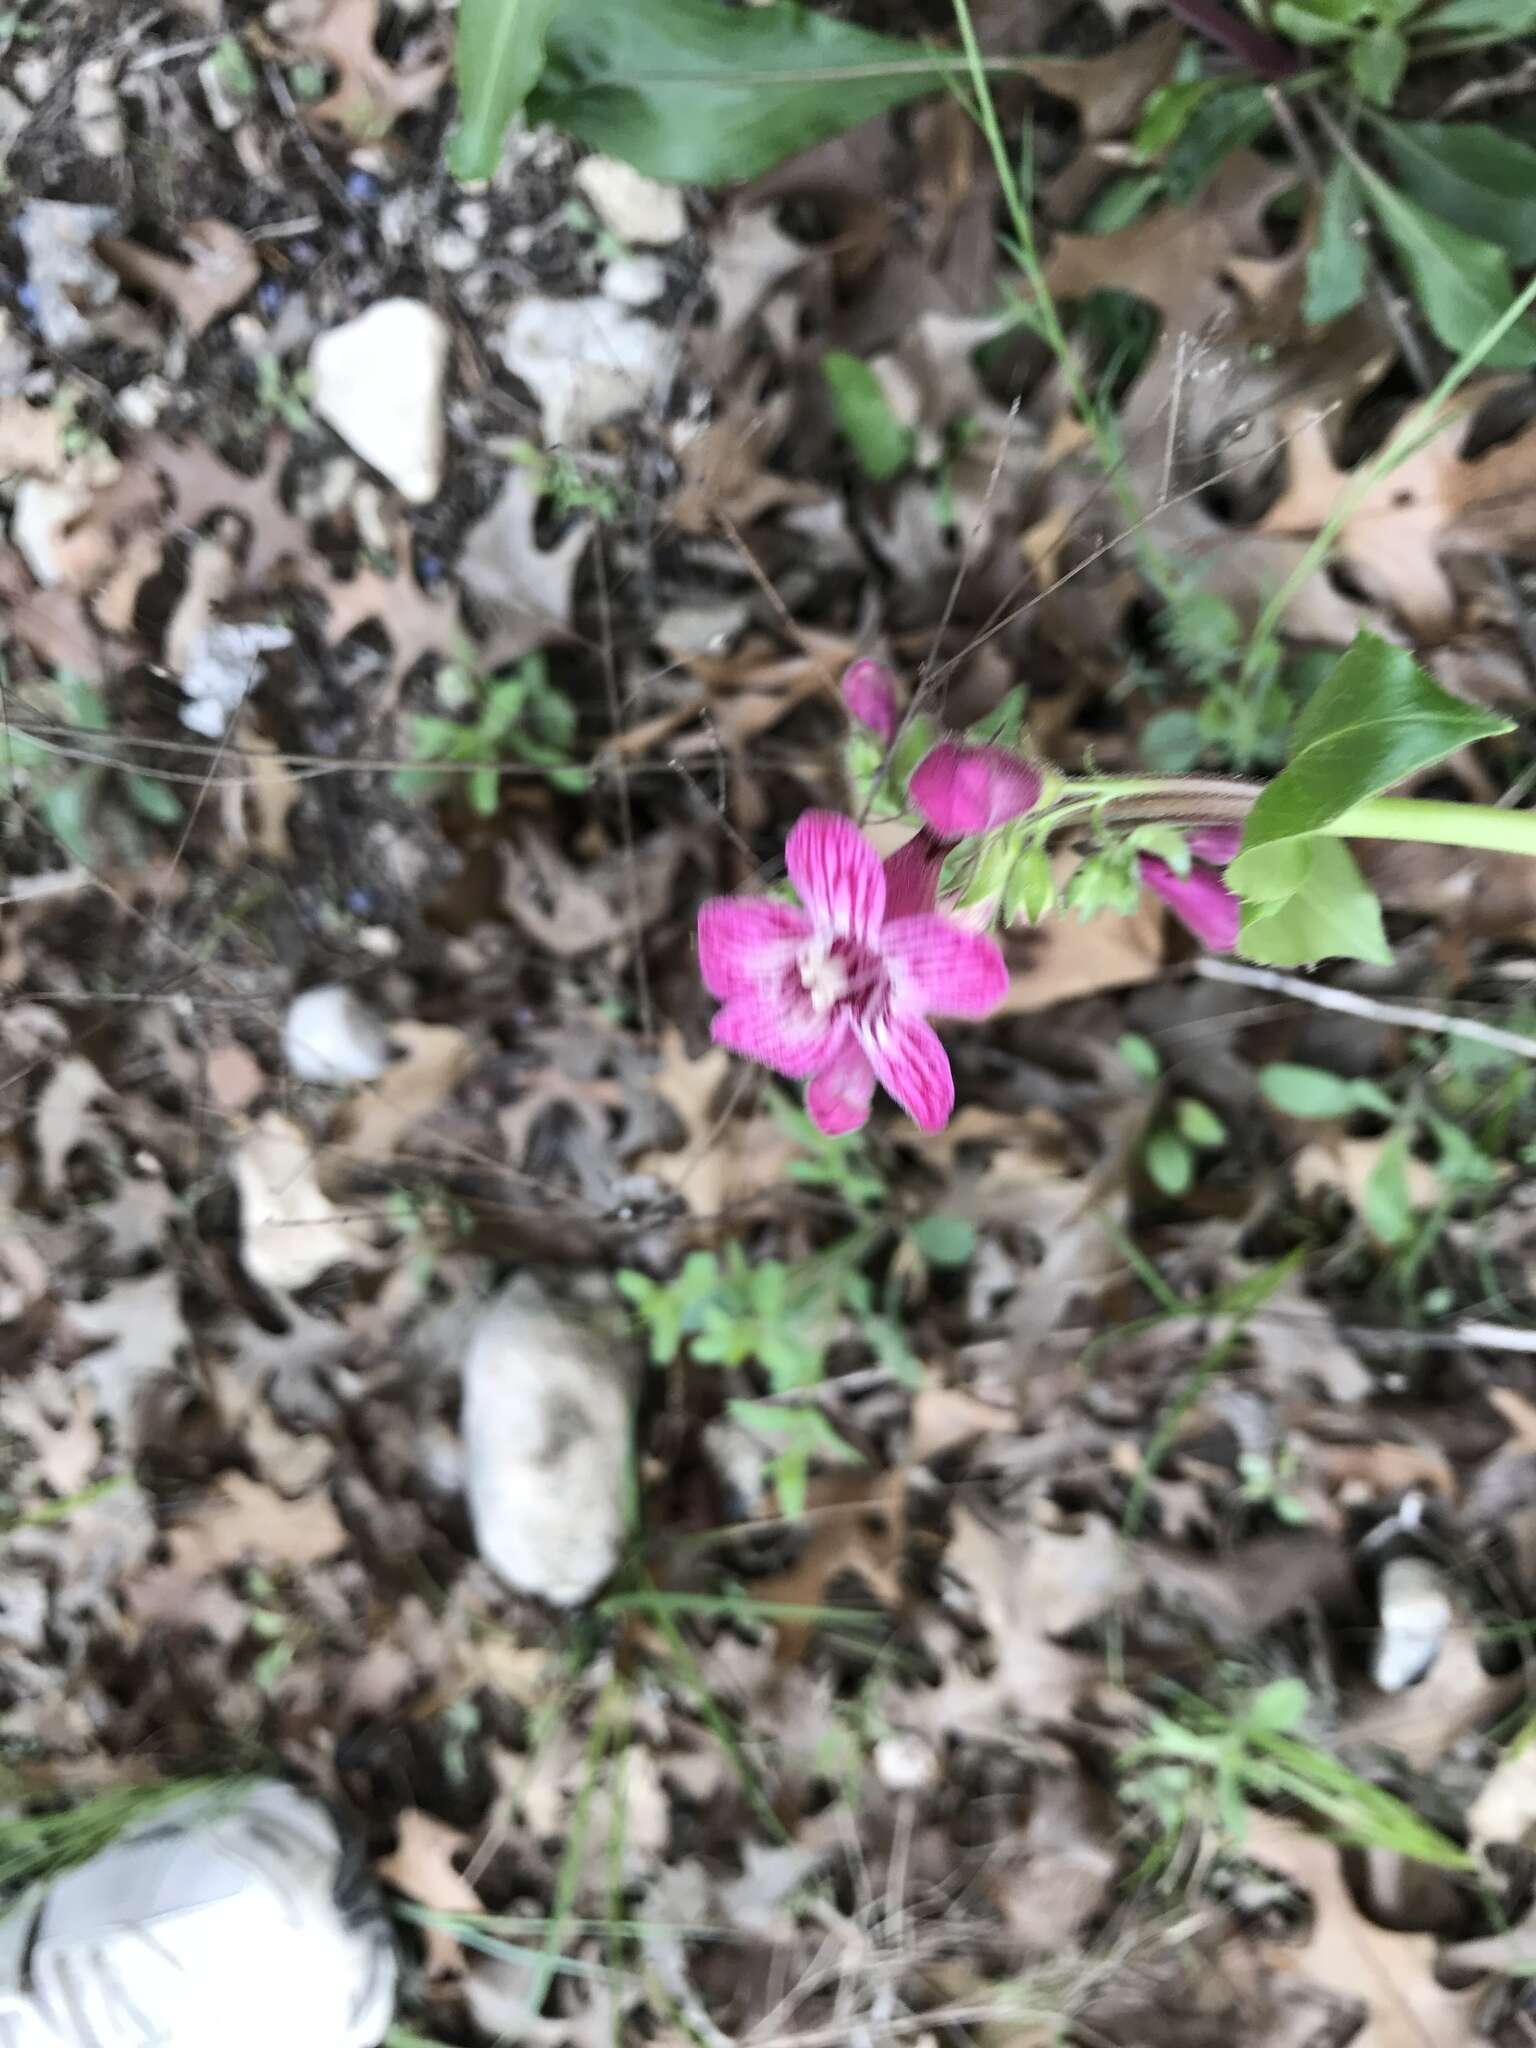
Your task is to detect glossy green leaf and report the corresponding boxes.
[1118,1032,1162,1083]
[1145,1127,1194,1196]
[1237,838,1392,968]
[1259,1062,1360,1118]
[1163,86,1272,202]
[1306,161,1369,325]
[910,1214,976,1267]
[1363,1123,1415,1245]
[1371,117,1536,265]
[1134,79,1218,162]
[450,0,564,181]
[531,0,940,186]
[1271,0,1360,41]
[1349,25,1406,108]
[1354,155,1536,367]
[822,353,914,481]
[124,773,184,825]
[1230,633,1511,891]
[1175,1097,1227,1149]
[1245,1678,1310,1733]
[1423,0,1536,31]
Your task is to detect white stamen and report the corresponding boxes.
[798,938,848,1014]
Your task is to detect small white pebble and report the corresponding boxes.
[601,256,667,309]
[432,229,478,275]
[283,983,392,1086]
[875,1732,938,1795]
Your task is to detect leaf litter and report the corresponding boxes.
[8,8,1536,2048]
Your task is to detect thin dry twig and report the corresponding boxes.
[1193,955,1536,1062]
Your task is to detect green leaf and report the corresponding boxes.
[531,0,940,186]
[1163,85,1272,202]
[1353,154,1536,367]
[40,776,96,863]
[1230,634,1512,894]
[1005,842,1056,924]
[123,773,184,825]
[1117,1032,1162,1083]
[1423,0,1536,31]
[1239,838,1391,968]
[1134,79,1218,162]
[449,0,564,180]
[1139,709,1206,772]
[1246,1677,1310,1733]
[1271,0,1360,41]
[821,352,914,482]
[1349,25,1406,108]
[1174,1097,1226,1149]
[1144,1127,1194,1197]
[1363,1122,1415,1245]
[1305,160,1369,325]
[910,1214,976,1267]
[1259,1062,1360,1118]
[469,764,501,816]
[1371,117,1536,266]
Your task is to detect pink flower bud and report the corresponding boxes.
[1187,825,1242,867]
[1138,855,1241,953]
[909,742,1042,838]
[841,659,900,745]
[882,828,947,920]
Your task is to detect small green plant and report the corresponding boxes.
[1236,1444,1312,1525]
[507,439,624,521]
[1,670,182,865]
[821,352,914,483]
[253,353,313,432]
[1260,1058,1500,1247]
[392,647,585,814]
[1117,1034,1228,1197]
[769,1097,886,1208]
[1121,1676,1471,1878]
[618,1225,921,1515]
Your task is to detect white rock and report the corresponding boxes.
[233,1113,371,1294]
[310,299,448,503]
[1373,1554,1452,1693]
[498,295,678,447]
[875,1732,938,1795]
[178,621,292,738]
[462,1277,631,1606]
[283,985,392,1087]
[601,256,667,309]
[574,157,687,246]
[16,201,120,349]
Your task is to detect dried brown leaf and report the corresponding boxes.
[166,1468,348,1573]
[320,524,466,707]
[1246,1816,1477,2048]
[271,0,448,144]
[1261,386,1536,638]
[0,399,68,478]
[376,1809,483,1979]
[97,220,258,339]
[458,468,590,666]
[145,432,311,591]
[340,1021,472,1164]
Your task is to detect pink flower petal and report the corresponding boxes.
[806,1031,877,1135]
[697,896,810,1000]
[785,810,886,942]
[1188,825,1243,867]
[859,1013,955,1132]
[1139,855,1241,952]
[841,659,899,745]
[711,991,840,1079]
[909,742,1041,838]
[881,915,1009,1018]
[882,830,947,921]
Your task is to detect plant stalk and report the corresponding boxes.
[1324,797,1536,859]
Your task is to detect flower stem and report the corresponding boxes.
[1324,797,1536,859]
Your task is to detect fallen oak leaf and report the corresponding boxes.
[1246,1815,1477,2048]
[143,431,311,592]
[96,221,259,339]
[458,468,590,669]
[339,1021,473,1164]
[166,1469,348,1574]
[318,523,466,710]
[266,0,446,146]
[1260,386,1536,639]
[376,1809,484,1980]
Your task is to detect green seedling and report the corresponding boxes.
[1,670,183,864]
[507,439,625,521]
[393,647,585,815]
[1121,1676,1471,1879]
[1116,1033,1228,1197]
[1237,1444,1312,1525]
[253,353,313,432]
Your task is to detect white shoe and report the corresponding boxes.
[0,1780,395,2048]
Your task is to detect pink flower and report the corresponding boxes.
[1139,826,1243,952]
[841,659,900,745]
[909,741,1042,838]
[697,811,1008,1135]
